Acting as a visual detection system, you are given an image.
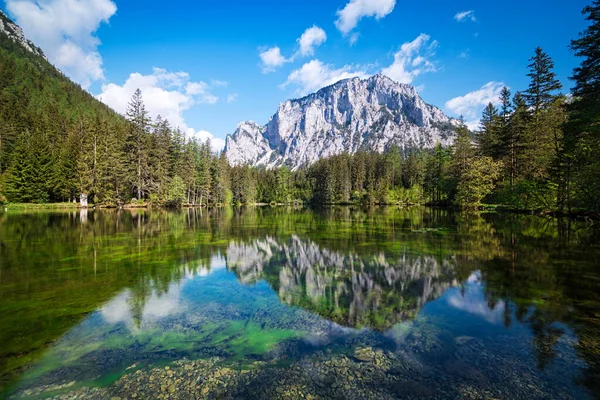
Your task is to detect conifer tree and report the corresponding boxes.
[152,116,173,200]
[524,47,563,117]
[564,0,600,210]
[125,89,151,200]
[505,93,530,187]
[521,48,561,183]
[197,140,213,206]
[478,103,501,158]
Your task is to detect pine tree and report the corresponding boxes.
[505,93,530,187]
[197,140,213,206]
[152,116,173,200]
[524,47,563,118]
[455,156,503,210]
[125,89,151,201]
[478,103,501,158]
[424,143,449,203]
[499,86,512,123]
[96,118,127,204]
[351,152,366,199]
[564,0,600,210]
[178,140,197,204]
[522,48,562,185]
[276,165,292,203]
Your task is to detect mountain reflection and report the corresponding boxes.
[227,235,457,330]
[0,207,599,397]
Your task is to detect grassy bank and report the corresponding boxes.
[1,202,79,211]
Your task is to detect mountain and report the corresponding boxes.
[0,10,44,58]
[225,74,459,170]
[0,10,125,203]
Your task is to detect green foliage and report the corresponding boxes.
[165,175,187,207]
[454,157,503,209]
[562,0,600,211]
[1,4,600,212]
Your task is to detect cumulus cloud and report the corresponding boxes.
[282,59,367,95]
[296,26,327,57]
[281,34,439,95]
[335,0,396,35]
[97,67,225,151]
[259,25,327,73]
[259,46,289,73]
[454,10,477,23]
[226,93,238,103]
[190,130,225,152]
[445,81,505,130]
[6,0,117,89]
[381,34,437,84]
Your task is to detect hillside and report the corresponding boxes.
[0,10,126,203]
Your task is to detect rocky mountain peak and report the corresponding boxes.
[227,74,459,170]
[0,10,45,58]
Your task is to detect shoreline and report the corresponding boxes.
[1,202,598,220]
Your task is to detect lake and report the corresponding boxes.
[0,207,599,399]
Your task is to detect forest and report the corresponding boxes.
[0,2,599,212]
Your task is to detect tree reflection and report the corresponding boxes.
[0,208,599,396]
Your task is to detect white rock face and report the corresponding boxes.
[0,10,45,58]
[225,74,458,170]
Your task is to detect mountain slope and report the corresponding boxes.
[225,74,458,170]
[0,10,126,202]
[0,10,44,58]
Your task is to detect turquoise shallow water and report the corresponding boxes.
[0,207,599,399]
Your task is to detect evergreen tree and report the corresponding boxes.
[522,48,563,186]
[524,47,563,117]
[564,0,600,210]
[424,143,450,203]
[478,102,501,158]
[197,140,213,206]
[455,156,503,210]
[505,93,530,187]
[125,89,151,200]
[152,116,173,200]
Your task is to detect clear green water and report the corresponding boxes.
[0,207,599,399]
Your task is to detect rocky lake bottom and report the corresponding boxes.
[0,207,598,399]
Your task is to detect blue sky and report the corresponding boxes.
[2,0,591,148]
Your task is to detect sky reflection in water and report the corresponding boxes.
[0,208,598,399]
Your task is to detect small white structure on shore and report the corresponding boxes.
[80,193,88,208]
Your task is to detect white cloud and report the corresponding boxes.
[259,25,327,73]
[281,34,438,95]
[296,26,327,57]
[6,0,117,89]
[190,130,226,152]
[211,79,228,87]
[335,0,396,35]
[97,67,225,151]
[259,46,289,73]
[226,93,238,103]
[381,34,437,84]
[454,10,477,23]
[445,81,505,128]
[282,59,367,95]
